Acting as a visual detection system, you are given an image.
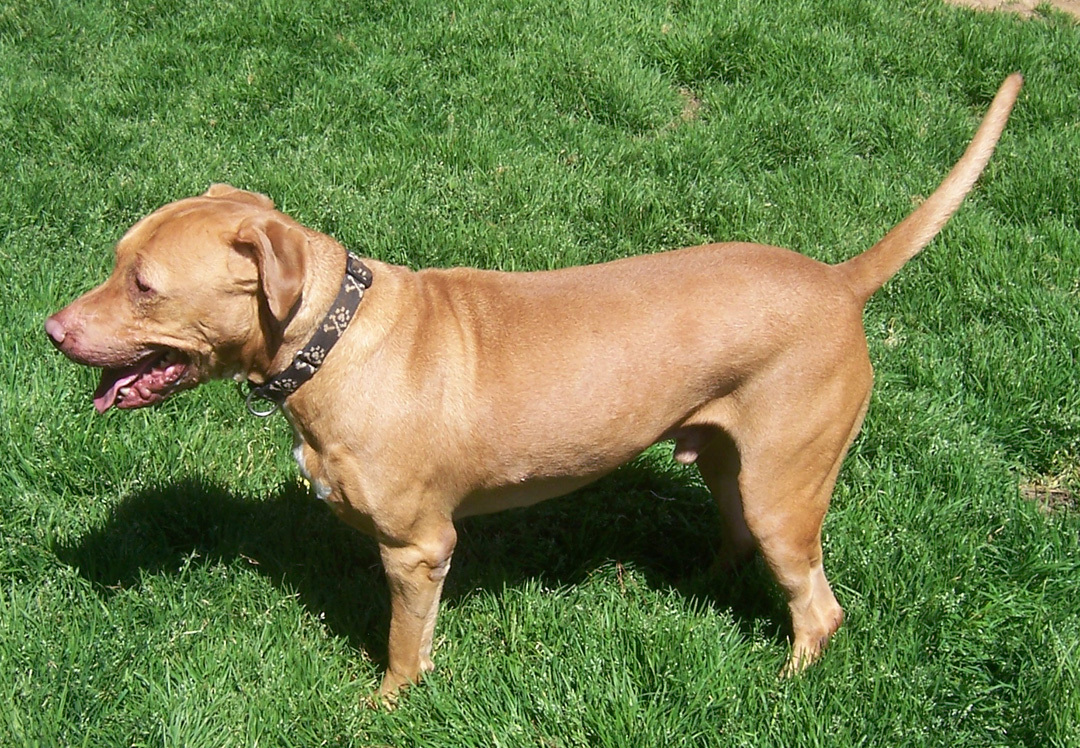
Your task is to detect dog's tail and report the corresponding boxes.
[839,73,1023,305]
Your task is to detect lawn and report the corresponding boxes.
[2,0,1079,745]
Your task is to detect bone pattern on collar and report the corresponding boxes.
[246,252,372,415]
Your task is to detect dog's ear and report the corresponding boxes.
[234,216,307,324]
[204,183,275,210]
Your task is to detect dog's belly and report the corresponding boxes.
[452,429,715,518]
[454,471,614,518]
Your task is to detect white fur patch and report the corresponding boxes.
[293,442,333,501]
[285,409,332,501]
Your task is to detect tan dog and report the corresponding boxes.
[46,74,1021,698]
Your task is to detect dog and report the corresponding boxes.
[46,74,1022,699]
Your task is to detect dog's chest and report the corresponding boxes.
[284,409,333,501]
[293,441,332,501]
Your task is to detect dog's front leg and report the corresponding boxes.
[377,522,457,699]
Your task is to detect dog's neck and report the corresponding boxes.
[244,243,373,413]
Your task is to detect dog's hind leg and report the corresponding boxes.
[736,380,870,673]
[695,344,872,672]
[694,430,756,569]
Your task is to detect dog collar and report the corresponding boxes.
[245,252,373,416]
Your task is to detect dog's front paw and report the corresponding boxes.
[369,668,416,709]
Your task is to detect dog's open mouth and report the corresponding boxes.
[93,350,190,413]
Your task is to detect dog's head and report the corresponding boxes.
[45,184,311,412]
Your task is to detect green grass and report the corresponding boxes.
[2,0,1079,744]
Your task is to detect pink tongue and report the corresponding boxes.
[93,360,153,413]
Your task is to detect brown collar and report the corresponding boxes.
[245,252,373,416]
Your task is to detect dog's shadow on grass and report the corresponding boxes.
[57,462,784,669]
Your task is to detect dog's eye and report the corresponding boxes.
[134,275,154,295]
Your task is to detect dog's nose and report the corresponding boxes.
[45,315,67,348]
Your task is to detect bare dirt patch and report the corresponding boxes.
[1021,482,1079,513]
[944,0,1080,20]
